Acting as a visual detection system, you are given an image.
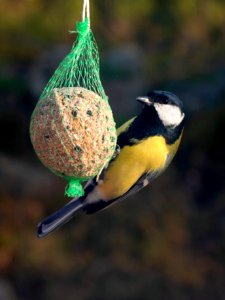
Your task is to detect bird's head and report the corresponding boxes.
[137,90,185,128]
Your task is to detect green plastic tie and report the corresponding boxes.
[76,18,90,35]
[69,18,89,36]
[65,179,85,197]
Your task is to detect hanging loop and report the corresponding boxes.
[82,0,90,27]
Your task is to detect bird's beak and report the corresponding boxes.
[136,97,153,106]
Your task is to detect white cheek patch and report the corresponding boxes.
[154,103,184,127]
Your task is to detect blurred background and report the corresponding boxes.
[0,0,225,299]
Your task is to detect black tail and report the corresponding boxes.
[37,198,83,238]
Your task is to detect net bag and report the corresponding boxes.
[30,2,117,197]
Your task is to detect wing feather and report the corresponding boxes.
[84,170,160,214]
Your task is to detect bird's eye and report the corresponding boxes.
[164,98,169,104]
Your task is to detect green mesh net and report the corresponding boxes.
[30,16,117,198]
[41,18,107,101]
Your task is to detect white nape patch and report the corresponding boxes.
[154,103,184,127]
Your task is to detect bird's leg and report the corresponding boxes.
[96,162,107,182]
[112,144,120,159]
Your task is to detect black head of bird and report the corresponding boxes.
[137,90,185,130]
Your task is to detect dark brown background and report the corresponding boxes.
[0,0,225,299]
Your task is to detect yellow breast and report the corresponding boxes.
[98,135,182,201]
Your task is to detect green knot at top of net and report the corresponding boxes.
[40,17,107,102]
[76,17,90,36]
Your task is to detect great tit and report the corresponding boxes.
[38,90,185,238]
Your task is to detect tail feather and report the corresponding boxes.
[37,198,83,238]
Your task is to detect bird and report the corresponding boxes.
[37,90,185,238]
